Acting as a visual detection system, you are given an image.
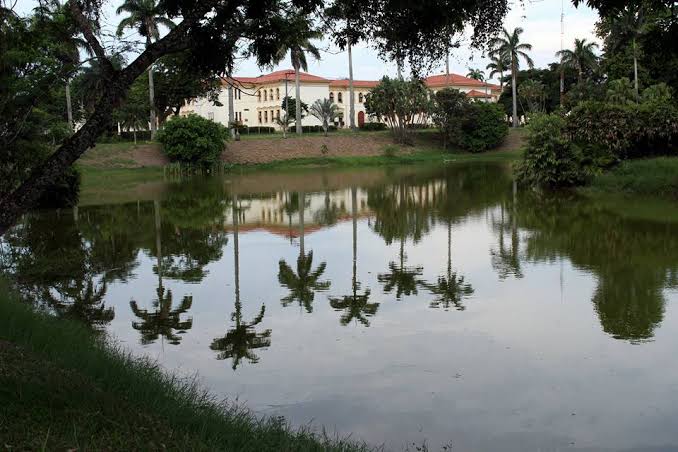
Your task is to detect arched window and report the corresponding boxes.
[270,89,274,101]
[257,91,261,102]
[359,92,363,103]
[276,88,280,100]
[264,110,268,122]
[338,92,343,103]
[264,90,268,101]
[329,92,334,102]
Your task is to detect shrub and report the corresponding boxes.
[567,100,678,159]
[515,113,588,188]
[432,89,508,152]
[359,122,387,131]
[459,103,508,152]
[382,144,398,157]
[158,114,228,166]
[300,125,338,133]
[246,126,276,134]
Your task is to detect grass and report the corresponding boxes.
[585,157,678,200]
[0,280,370,451]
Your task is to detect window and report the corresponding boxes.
[329,92,334,102]
[257,91,261,102]
[264,111,268,123]
[258,111,262,123]
[270,89,273,101]
[237,89,241,100]
[276,88,280,100]
[359,92,363,103]
[270,110,274,123]
[264,90,268,101]
[337,92,343,103]
[276,110,280,120]
[208,112,214,120]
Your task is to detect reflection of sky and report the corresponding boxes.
[100,200,678,452]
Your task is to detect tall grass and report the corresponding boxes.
[0,279,371,451]
[588,157,678,199]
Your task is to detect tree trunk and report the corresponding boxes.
[295,65,302,135]
[348,44,356,130]
[148,68,157,139]
[633,38,639,99]
[511,57,518,128]
[65,82,74,132]
[133,129,137,144]
[351,186,357,294]
[559,66,564,106]
[228,84,235,138]
[445,48,450,86]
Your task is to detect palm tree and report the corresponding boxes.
[329,187,379,326]
[273,14,322,135]
[211,195,271,370]
[489,27,534,127]
[555,38,599,84]
[309,98,340,136]
[278,251,331,313]
[486,53,509,93]
[467,68,489,100]
[116,0,175,139]
[609,5,647,98]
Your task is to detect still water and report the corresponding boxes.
[3,163,678,451]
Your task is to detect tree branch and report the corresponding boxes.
[68,0,111,72]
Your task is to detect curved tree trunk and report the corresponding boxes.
[65,82,74,132]
[348,44,356,130]
[511,57,518,128]
[295,65,302,135]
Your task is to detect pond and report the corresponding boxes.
[3,162,678,451]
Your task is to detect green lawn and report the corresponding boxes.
[585,156,678,200]
[0,280,369,451]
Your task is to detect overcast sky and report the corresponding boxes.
[19,0,601,83]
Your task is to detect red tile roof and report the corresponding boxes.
[229,69,329,86]
[424,73,489,88]
[329,79,380,88]
[466,89,493,98]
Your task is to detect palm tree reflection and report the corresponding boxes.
[211,195,271,370]
[278,251,330,313]
[329,187,379,326]
[42,278,114,331]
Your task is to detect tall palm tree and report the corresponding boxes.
[555,38,599,84]
[211,195,271,370]
[329,187,379,326]
[609,5,647,98]
[489,27,534,127]
[273,14,322,135]
[486,53,509,93]
[278,251,331,313]
[116,0,175,139]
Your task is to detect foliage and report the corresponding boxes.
[281,96,308,122]
[157,114,228,166]
[606,77,636,105]
[518,79,546,115]
[515,113,588,188]
[589,156,678,199]
[365,77,432,144]
[642,82,672,104]
[433,89,507,152]
[555,38,599,82]
[359,122,387,131]
[563,79,606,109]
[567,100,678,159]
[308,98,340,136]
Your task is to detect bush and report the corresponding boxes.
[515,113,588,188]
[433,89,508,152]
[459,103,508,153]
[301,125,338,133]
[567,100,678,159]
[158,115,228,166]
[359,122,387,131]
[245,126,276,134]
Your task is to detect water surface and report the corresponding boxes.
[4,163,678,451]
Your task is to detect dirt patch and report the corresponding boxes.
[496,128,526,152]
[132,144,169,166]
[222,134,400,164]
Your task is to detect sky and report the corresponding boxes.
[17,0,601,84]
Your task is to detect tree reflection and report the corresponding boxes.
[278,251,330,313]
[329,187,379,326]
[211,195,271,370]
[421,221,474,310]
[41,278,113,331]
[130,286,193,345]
[490,196,523,280]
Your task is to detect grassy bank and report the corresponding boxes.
[585,157,678,200]
[0,280,369,451]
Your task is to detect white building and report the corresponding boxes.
[181,69,500,130]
